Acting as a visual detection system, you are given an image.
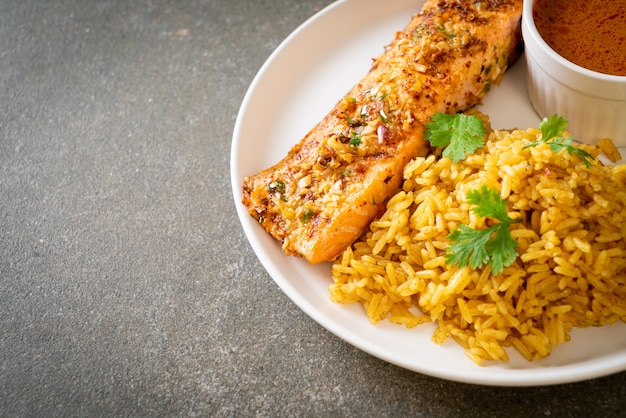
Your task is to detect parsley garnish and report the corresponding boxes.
[411,25,426,41]
[446,185,519,275]
[522,114,594,167]
[437,26,456,39]
[424,112,486,162]
[349,132,362,146]
[301,208,315,223]
[346,115,359,126]
[268,180,285,194]
[268,180,286,202]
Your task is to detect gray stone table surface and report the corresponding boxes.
[1,0,625,416]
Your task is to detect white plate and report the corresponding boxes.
[230,0,626,386]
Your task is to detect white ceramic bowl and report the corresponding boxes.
[522,0,626,146]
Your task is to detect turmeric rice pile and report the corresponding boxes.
[330,124,626,364]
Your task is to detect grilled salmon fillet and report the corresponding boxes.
[242,0,523,264]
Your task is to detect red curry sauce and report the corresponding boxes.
[533,0,626,76]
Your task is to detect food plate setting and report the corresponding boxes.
[231,0,626,386]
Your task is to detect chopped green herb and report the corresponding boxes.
[268,180,286,201]
[411,25,426,41]
[424,112,486,162]
[346,115,359,126]
[301,208,315,223]
[268,180,285,194]
[483,79,492,93]
[349,132,362,146]
[437,26,456,39]
[446,185,520,275]
[522,114,594,167]
[379,109,389,123]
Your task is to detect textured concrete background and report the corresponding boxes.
[1,0,625,416]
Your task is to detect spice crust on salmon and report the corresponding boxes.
[242,0,523,264]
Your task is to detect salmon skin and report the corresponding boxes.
[242,0,523,264]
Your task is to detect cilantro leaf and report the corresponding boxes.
[540,114,569,141]
[424,112,486,162]
[522,114,594,167]
[545,135,594,168]
[485,223,520,275]
[465,185,512,223]
[445,185,519,275]
[447,224,492,270]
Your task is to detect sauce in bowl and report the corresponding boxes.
[533,0,626,76]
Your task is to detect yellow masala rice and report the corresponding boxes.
[329,122,626,365]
